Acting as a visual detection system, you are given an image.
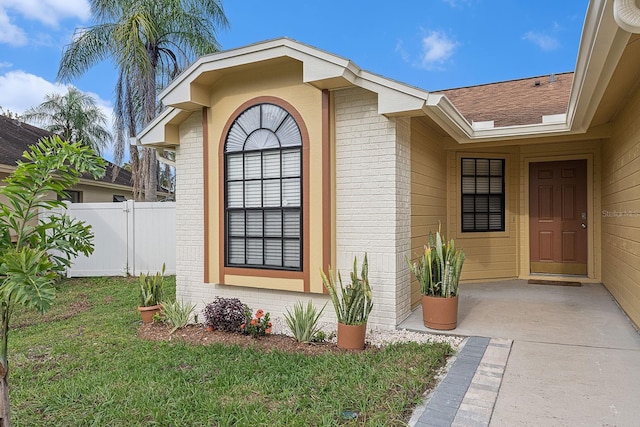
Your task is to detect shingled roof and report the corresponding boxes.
[436,72,574,127]
[0,114,133,187]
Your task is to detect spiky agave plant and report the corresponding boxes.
[407,227,465,298]
[320,254,373,325]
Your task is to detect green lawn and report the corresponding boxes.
[8,276,452,426]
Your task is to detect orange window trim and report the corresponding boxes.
[203,107,210,284]
[321,89,331,294]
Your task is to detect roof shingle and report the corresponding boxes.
[436,72,574,127]
[0,115,133,187]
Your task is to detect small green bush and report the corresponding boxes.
[160,300,196,333]
[139,264,165,307]
[284,301,326,343]
[242,308,272,337]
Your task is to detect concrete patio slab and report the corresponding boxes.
[401,280,640,349]
[401,280,640,426]
[491,341,640,426]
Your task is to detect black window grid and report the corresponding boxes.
[223,104,303,271]
[461,158,505,232]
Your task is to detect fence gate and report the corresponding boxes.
[41,201,175,277]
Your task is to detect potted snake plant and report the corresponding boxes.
[407,228,465,330]
[320,253,373,350]
[137,264,166,323]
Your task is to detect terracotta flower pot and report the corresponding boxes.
[337,322,367,350]
[421,295,458,330]
[138,304,162,324]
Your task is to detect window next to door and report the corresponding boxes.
[461,158,505,232]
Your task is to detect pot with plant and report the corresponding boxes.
[407,228,465,330]
[138,264,166,323]
[321,253,373,350]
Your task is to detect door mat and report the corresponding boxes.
[528,279,582,287]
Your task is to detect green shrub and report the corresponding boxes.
[284,301,326,343]
[203,297,246,332]
[321,253,373,325]
[160,300,196,333]
[139,264,165,307]
[406,227,465,298]
[241,308,272,337]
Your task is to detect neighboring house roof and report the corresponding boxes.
[0,114,133,188]
[436,72,574,128]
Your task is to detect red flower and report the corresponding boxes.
[250,319,257,326]
[268,322,273,327]
[240,324,245,329]
[255,310,264,319]
[265,328,272,334]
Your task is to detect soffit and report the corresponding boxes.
[590,33,640,126]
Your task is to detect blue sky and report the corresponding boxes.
[0,0,588,158]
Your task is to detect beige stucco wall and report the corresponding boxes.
[601,83,640,328]
[0,172,133,204]
[205,60,326,293]
[72,182,134,202]
[446,146,520,281]
[410,119,448,307]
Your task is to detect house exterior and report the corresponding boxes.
[0,115,136,202]
[139,0,640,330]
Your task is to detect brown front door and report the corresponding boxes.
[529,160,587,275]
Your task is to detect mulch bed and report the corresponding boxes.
[138,323,377,356]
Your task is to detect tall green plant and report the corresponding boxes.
[139,263,165,307]
[160,299,196,334]
[284,301,326,343]
[321,254,373,326]
[407,228,466,298]
[0,136,105,426]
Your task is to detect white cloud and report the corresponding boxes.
[0,9,27,46]
[523,31,560,51]
[442,0,473,7]
[420,31,458,69]
[0,0,89,45]
[1,0,90,28]
[0,69,112,115]
[0,61,13,69]
[394,40,410,63]
[0,70,63,113]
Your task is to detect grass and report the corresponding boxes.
[8,276,453,426]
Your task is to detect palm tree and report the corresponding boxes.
[57,0,228,201]
[22,87,111,155]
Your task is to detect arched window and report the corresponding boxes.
[224,103,302,270]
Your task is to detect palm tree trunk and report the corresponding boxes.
[129,145,143,201]
[141,50,159,202]
[144,148,158,201]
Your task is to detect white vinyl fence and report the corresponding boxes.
[41,201,175,277]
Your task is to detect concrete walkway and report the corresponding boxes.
[401,280,640,426]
